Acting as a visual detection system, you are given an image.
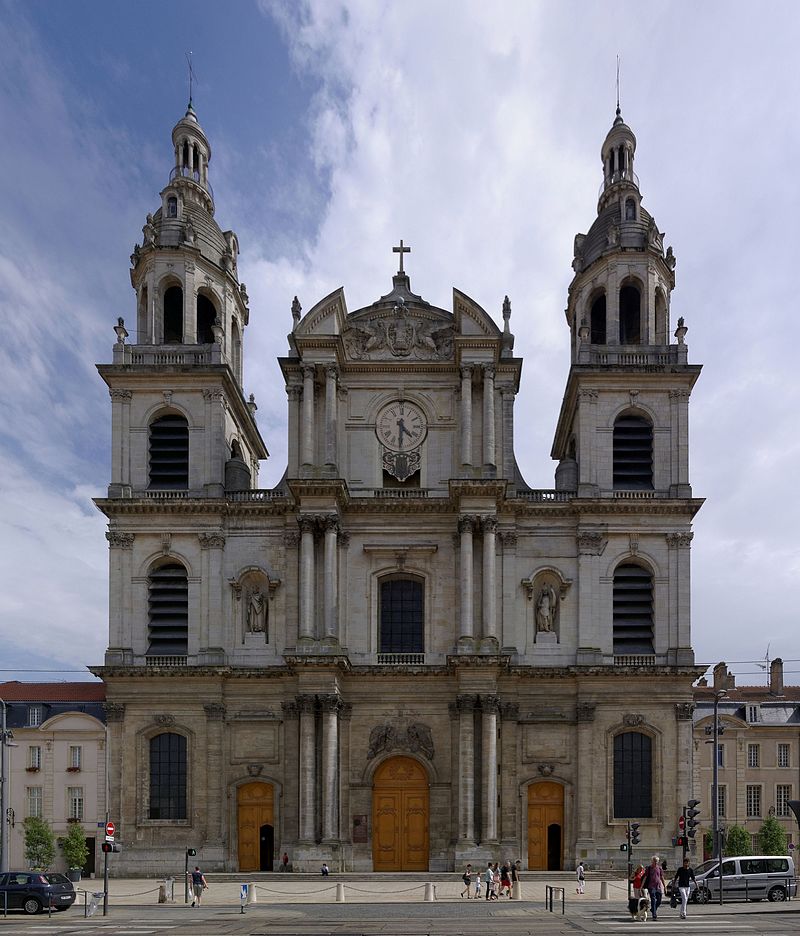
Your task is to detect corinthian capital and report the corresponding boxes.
[106,531,135,549]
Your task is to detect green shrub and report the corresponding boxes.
[23,816,56,870]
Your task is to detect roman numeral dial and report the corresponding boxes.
[375,400,428,452]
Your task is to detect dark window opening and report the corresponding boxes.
[625,198,636,220]
[613,414,653,489]
[619,285,641,344]
[382,469,420,489]
[590,294,606,344]
[197,295,216,344]
[231,439,243,460]
[149,414,189,489]
[614,731,652,817]
[147,562,189,656]
[182,141,190,169]
[613,563,654,655]
[379,578,424,653]
[149,732,187,819]
[167,196,178,218]
[163,286,183,343]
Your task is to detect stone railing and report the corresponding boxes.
[613,654,657,667]
[145,655,188,667]
[516,490,572,502]
[376,653,426,665]
[578,344,686,367]
[355,488,438,499]
[228,489,287,502]
[141,489,191,499]
[113,343,222,365]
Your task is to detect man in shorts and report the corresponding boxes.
[190,866,207,907]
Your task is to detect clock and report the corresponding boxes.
[375,400,428,452]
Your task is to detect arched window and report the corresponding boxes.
[619,284,641,344]
[149,732,187,819]
[654,289,667,345]
[613,562,654,655]
[613,413,653,489]
[137,285,148,344]
[613,731,652,817]
[163,286,183,343]
[147,562,189,657]
[590,293,606,344]
[625,197,636,221]
[231,317,242,381]
[167,196,178,218]
[149,414,189,489]
[379,577,424,654]
[197,294,217,344]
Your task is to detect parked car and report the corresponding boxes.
[687,855,796,903]
[0,871,76,914]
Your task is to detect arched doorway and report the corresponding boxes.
[527,781,564,870]
[372,756,429,871]
[237,781,274,871]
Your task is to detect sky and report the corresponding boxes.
[0,0,797,685]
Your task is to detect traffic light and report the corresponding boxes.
[187,848,197,857]
[686,799,701,838]
[630,823,641,846]
[101,842,122,853]
[674,835,686,848]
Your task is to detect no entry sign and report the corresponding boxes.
[105,821,116,837]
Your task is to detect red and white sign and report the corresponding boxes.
[105,821,116,838]
[678,816,685,831]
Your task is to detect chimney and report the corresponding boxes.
[712,661,735,691]
[770,658,784,696]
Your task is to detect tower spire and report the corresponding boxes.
[616,55,621,118]
[186,51,197,109]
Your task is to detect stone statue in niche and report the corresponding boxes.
[245,588,267,635]
[142,213,156,247]
[535,582,559,633]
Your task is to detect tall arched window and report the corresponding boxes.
[163,286,183,343]
[590,293,606,344]
[197,294,217,344]
[614,731,652,817]
[149,733,187,819]
[613,562,654,655]
[619,284,641,344]
[147,562,189,657]
[167,196,178,218]
[613,413,653,489]
[149,414,189,489]
[137,285,149,345]
[625,197,636,221]
[231,317,242,381]
[379,577,424,654]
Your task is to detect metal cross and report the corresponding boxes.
[393,239,411,274]
[186,51,198,106]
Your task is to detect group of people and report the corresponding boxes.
[460,860,520,899]
[631,855,697,920]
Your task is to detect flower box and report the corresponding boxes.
[25,766,40,772]
[66,767,81,772]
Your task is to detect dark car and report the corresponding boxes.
[0,871,76,914]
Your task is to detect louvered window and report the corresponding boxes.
[613,415,653,489]
[149,733,187,819]
[147,563,188,656]
[614,731,652,817]
[148,415,189,489]
[613,563,654,654]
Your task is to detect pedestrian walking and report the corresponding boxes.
[484,863,494,900]
[672,857,696,919]
[631,864,645,897]
[190,866,207,907]
[473,870,482,898]
[576,861,585,895]
[500,862,511,897]
[491,862,500,899]
[461,863,472,898]
[642,855,665,920]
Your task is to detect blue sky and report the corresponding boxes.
[1,0,798,684]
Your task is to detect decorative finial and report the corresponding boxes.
[186,51,197,110]
[616,54,621,117]
[247,393,258,417]
[502,295,512,331]
[291,296,302,331]
[114,317,128,345]
[392,239,411,274]
[674,317,688,345]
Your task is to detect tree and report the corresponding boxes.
[23,816,56,870]
[61,822,89,870]
[723,824,751,857]
[758,815,788,855]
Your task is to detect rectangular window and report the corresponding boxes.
[27,746,41,769]
[67,787,84,821]
[748,743,760,768]
[716,744,725,768]
[746,784,761,818]
[69,746,82,770]
[613,731,653,817]
[747,705,760,723]
[26,787,42,818]
[717,785,727,818]
[750,834,761,852]
[777,784,792,817]
[27,705,43,727]
[778,743,791,768]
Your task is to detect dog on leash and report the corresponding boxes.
[628,891,651,922]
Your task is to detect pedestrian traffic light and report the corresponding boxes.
[630,823,641,846]
[101,842,122,853]
[674,835,686,848]
[686,799,701,838]
[187,848,197,856]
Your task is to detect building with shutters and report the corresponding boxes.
[92,101,704,873]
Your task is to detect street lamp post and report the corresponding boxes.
[711,688,727,906]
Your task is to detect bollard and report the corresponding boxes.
[424,883,435,902]
[336,883,345,903]
[158,883,167,904]
[247,883,257,904]
[600,880,609,900]
[512,881,522,900]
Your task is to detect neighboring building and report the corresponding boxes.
[693,660,799,854]
[92,101,703,874]
[0,682,106,874]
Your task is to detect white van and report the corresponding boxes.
[691,854,796,903]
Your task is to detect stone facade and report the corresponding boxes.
[93,104,703,874]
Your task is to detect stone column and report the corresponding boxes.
[456,695,476,844]
[669,388,692,496]
[320,695,340,842]
[324,365,338,470]
[103,704,125,833]
[667,532,694,659]
[576,531,606,660]
[286,385,302,477]
[575,701,596,847]
[199,532,225,654]
[481,695,500,844]
[105,532,134,653]
[301,364,316,468]
[576,389,598,496]
[109,389,132,494]
[499,702,519,843]
[458,516,475,644]
[498,531,517,650]
[281,701,300,845]
[482,364,496,468]
[322,516,339,641]
[481,516,498,643]
[202,388,226,496]
[675,702,694,807]
[184,261,197,344]
[203,703,226,842]
[297,695,317,843]
[298,516,316,643]
[500,386,515,483]
[460,364,473,467]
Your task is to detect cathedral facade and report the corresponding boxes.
[93,103,703,873]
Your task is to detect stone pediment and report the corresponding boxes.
[343,301,455,362]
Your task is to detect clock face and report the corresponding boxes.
[375,400,428,452]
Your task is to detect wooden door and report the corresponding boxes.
[372,756,429,870]
[237,781,274,871]
[527,781,564,870]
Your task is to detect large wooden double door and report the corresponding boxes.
[237,781,274,872]
[527,781,564,870]
[372,756,429,870]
